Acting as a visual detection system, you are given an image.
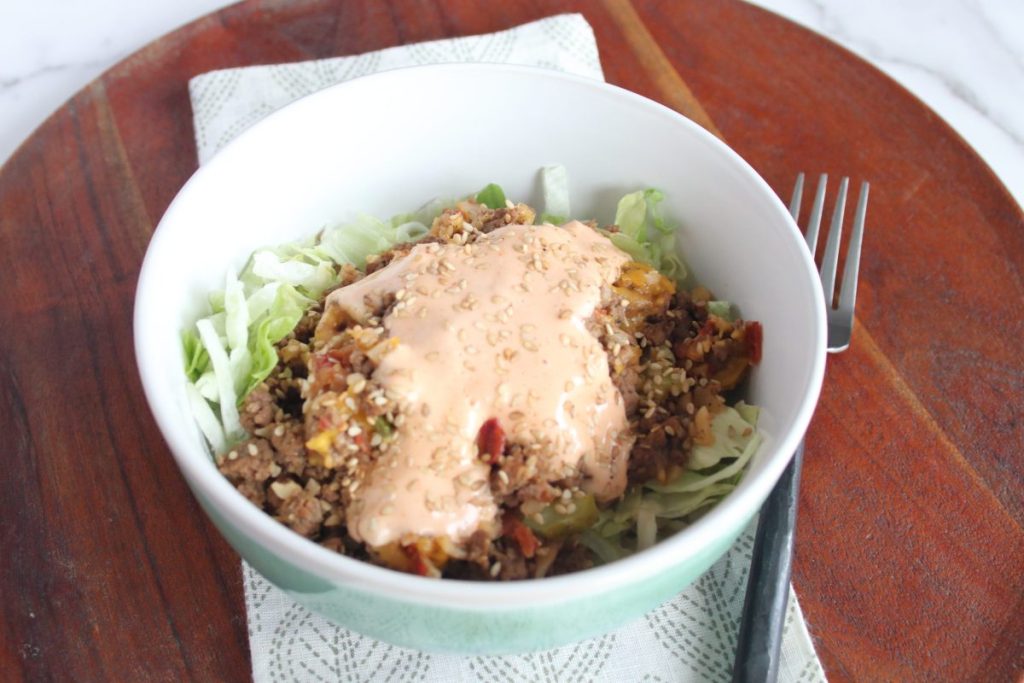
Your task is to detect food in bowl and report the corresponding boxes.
[183,167,763,580]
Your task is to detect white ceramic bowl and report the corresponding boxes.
[134,63,826,654]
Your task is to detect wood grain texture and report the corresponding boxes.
[1,1,1021,680]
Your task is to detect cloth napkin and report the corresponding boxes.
[189,13,828,683]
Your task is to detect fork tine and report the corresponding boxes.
[789,173,805,221]
[837,182,870,314]
[819,177,849,307]
[805,174,828,254]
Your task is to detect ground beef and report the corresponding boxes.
[479,205,536,233]
[429,202,535,242]
[365,236,442,274]
[274,487,325,538]
[548,540,594,577]
[490,540,530,581]
[269,421,307,475]
[216,438,279,507]
[239,386,275,433]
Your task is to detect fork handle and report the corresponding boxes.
[731,441,805,683]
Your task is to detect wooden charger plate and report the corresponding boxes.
[1,0,1021,680]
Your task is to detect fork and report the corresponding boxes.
[732,174,869,683]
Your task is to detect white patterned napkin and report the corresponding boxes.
[189,13,827,683]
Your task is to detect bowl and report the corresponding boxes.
[134,63,826,654]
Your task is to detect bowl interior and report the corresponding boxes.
[135,63,825,605]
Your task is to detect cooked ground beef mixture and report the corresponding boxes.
[216,199,761,580]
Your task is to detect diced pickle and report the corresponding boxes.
[374,417,394,439]
[524,494,600,539]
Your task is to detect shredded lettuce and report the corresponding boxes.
[316,199,446,271]
[540,164,570,224]
[185,382,227,454]
[195,318,243,442]
[245,284,309,398]
[600,188,688,284]
[580,529,627,564]
[184,199,449,452]
[182,329,208,383]
[476,183,507,209]
[587,405,762,563]
[706,300,734,321]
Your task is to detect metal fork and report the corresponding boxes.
[791,173,870,352]
[732,174,869,683]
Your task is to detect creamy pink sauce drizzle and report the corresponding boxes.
[323,221,634,547]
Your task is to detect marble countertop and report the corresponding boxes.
[2,0,1022,209]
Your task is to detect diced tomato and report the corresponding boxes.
[503,515,539,559]
[746,321,763,364]
[402,544,430,576]
[311,353,335,371]
[477,418,506,464]
[327,348,353,365]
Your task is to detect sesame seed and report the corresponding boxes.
[490,562,502,577]
[246,443,258,456]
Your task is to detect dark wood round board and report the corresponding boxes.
[1,1,1021,680]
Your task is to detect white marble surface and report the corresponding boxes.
[2,0,1021,209]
